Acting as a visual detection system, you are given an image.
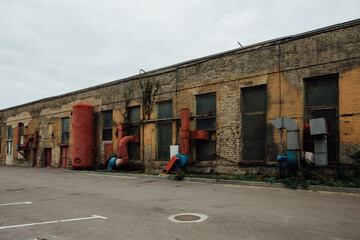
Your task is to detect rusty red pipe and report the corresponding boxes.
[181,108,190,155]
[117,135,139,166]
[116,124,127,158]
[21,136,34,148]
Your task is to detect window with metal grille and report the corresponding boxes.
[242,85,266,161]
[157,101,172,160]
[128,106,140,160]
[62,118,70,144]
[196,93,216,160]
[6,126,12,155]
[304,74,339,163]
[102,111,113,141]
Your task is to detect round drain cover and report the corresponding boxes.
[168,213,208,223]
[174,215,201,221]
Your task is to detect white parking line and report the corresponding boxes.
[60,215,108,222]
[0,215,107,230]
[0,202,32,206]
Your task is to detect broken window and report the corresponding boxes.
[102,111,113,141]
[6,126,12,155]
[304,74,339,163]
[157,101,172,160]
[62,118,70,144]
[196,93,216,160]
[128,106,140,160]
[242,85,267,161]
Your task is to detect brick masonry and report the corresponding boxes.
[0,19,359,174]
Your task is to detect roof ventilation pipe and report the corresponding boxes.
[272,118,301,172]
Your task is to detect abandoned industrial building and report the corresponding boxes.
[0,19,359,175]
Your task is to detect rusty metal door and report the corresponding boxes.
[44,148,52,167]
[60,147,69,168]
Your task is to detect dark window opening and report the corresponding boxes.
[304,74,339,163]
[157,101,172,119]
[62,118,70,144]
[196,94,216,160]
[157,101,173,160]
[0,127,2,153]
[102,111,113,141]
[242,85,266,161]
[20,124,24,136]
[128,106,140,160]
[6,126,12,155]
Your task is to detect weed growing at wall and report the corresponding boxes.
[140,80,159,120]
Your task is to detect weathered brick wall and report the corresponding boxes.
[0,20,359,174]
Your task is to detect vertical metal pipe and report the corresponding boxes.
[180,108,190,155]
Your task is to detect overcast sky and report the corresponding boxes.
[0,0,359,110]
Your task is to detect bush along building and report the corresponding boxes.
[0,19,360,176]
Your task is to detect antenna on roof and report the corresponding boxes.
[237,42,243,48]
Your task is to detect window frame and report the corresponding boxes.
[241,85,267,163]
[303,74,339,163]
[156,101,173,160]
[6,126,12,155]
[127,106,141,160]
[102,110,113,141]
[61,117,70,145]
[195,93,216,161]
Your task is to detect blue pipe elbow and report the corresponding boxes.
[175,154,189,167]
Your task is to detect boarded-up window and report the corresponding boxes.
[157,101,172,160]
[304,74,338,162]
[6,126,12,155]
[102,111,113,141]
[128,106,140,160]
[196,94,216,160]
[62,118,70,144]
[242,85,266,161]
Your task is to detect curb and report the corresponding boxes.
[65,170,360,194]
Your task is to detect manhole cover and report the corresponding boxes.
[174,215,201,221]
[168,213,208,223]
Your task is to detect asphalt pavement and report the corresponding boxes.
[1,166,359,240]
